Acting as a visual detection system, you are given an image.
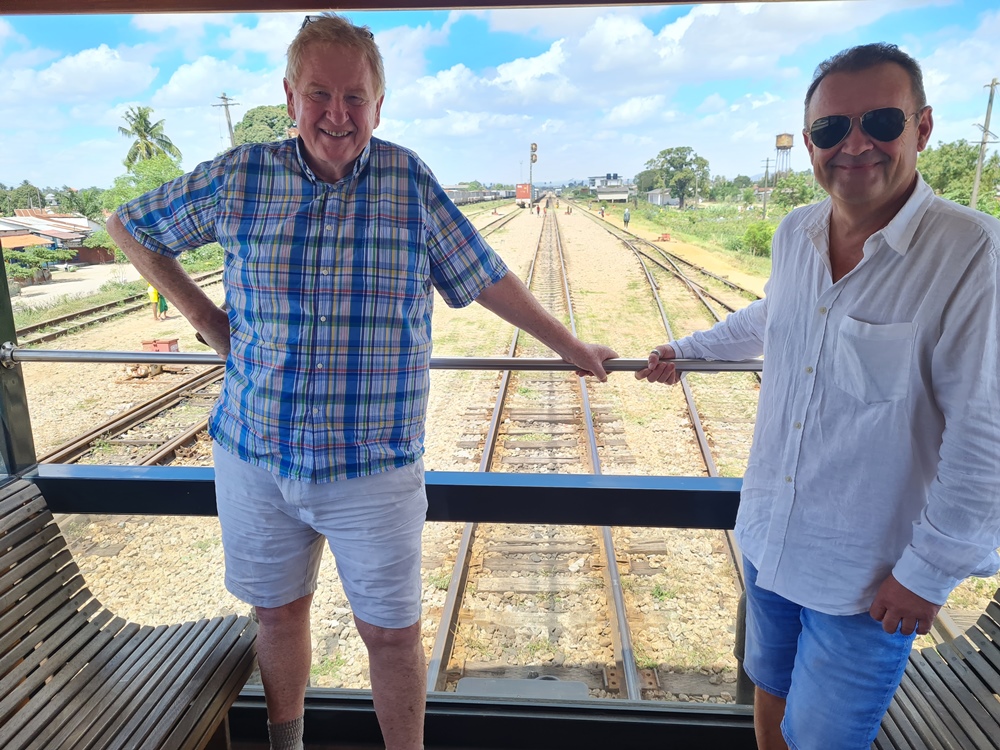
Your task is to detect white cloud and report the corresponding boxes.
[5,45,156,103]
[605,95,667,126]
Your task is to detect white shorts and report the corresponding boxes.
[212,442,427,629]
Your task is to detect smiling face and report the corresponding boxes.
[284,41,383,183]
[804,62,932,215]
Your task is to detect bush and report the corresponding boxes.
[180,242,225,272]
[743,222,774,257]
[4,245,75,281]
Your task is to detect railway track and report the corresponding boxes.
[37,366,223,466]
[427,208,643,698]
[16,269,224,346]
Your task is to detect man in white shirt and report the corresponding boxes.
[637,43,1000,749]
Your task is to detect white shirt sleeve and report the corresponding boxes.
[671,295,768,362]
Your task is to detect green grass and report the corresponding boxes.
[311,655,346,679]
[426,571,451,590]
[651,584,678,602]
[13,279,147,329]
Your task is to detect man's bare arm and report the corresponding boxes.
[106,214,230,357]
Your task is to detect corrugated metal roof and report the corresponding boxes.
[0,234,53,249]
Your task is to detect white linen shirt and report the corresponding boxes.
[671,176,1000,615]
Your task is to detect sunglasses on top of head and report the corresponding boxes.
[300,15,374,38]
[807,106,925,150]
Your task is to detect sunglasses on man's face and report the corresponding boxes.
[807,107,922,150]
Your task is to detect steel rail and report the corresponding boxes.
[15,269,224,343]
[37,367,225,464]
[1,345,762,373]
[552,211,643,701]
[426,214,544,693]
[625,239,746,591]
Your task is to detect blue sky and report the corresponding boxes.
[1,2,998,191]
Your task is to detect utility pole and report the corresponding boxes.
[214,92,240,149]
[761,157,773,189]
[529,143,538,205]
[971,78,998,211]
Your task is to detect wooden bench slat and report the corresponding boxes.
[0,593,99,680]
[879,705,915,750]
[886,673,951,750]
[70,621,199,749]
[936,641,1000,728]
[0,505,57,567]
[874,725,893,750]
[972,617,1000,669]
[986,601,1000,629]
[0,546,76,613]
[922,647,1000,749]
[101,618,226,750]
[898,666,976,749]
[47,625,175,750]
[23,624,160,750]
[908,649,996,749]
[0,478,257,750]
[0,484,48,532]
[0,611,123,742]
[951,633,1000,696]
[0,605,115,719]
[981,605,1000,641]
[158,617,258,750]
[0,575,89,662]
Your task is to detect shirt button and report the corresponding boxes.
[316,363,324,370]
[313,408,319,415]
[321,269,329,276]
[794,422,802,429]
[325,224,333,231]
[785,476,793,483]
[819,306,827,314]
[805,366,814,374]
[320,316,327,322]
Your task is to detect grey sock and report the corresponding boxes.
[268,715,304,750]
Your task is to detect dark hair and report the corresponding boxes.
[803,43,926,126]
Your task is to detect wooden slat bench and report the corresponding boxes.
[0,478,258,750]
[875,588,1000,749]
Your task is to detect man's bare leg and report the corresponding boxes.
[255,594,313,723]
[356,617,425,750]
[755,686,789,750]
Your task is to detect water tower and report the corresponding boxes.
[775,133,794,177]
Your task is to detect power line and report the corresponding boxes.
[213,92,240,149]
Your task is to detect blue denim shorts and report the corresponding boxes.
[212,442,427,629]
[743,558,914,750]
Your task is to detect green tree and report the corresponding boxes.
[85,154,185,260]
[634,169,659,193]
[5,242,74,280]
[743,221,775,257]
[56,186,105,221]
[3,180,45,213]
[644,147,710,210]
[919,139,1000,215]
[233,104,294,145]
[772,170,825,210]
[118,106,182,168]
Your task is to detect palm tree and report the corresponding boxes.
[118,106,182,168]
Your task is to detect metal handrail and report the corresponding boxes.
[1,343,762,372]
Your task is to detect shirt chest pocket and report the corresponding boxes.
[833,317,915,404]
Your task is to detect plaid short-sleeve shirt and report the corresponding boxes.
[117,137,509,481]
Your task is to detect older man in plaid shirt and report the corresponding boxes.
[108,13,616,750]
